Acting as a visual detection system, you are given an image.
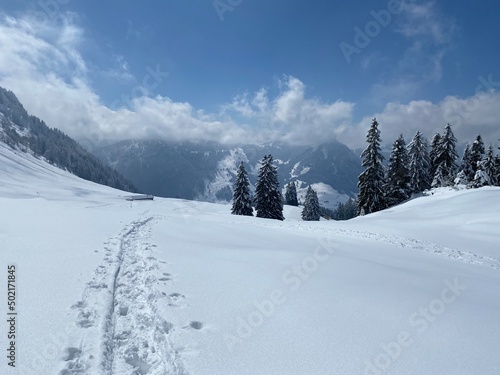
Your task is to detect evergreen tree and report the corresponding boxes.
[429,133,442,177]
[356,118,386,215]
[231,162,253,216]
[432,124,458,187]
[332,197,357,220]
[458,144,474,183]
[284,181,299,206]
[472,145,497,187]
[470,134,485,177]
[385,135,411,206]
[432,163,448,188]
[485,145,498,186]
[408,131,431,193]
[454,170,469,186]
[255,154,284,221]
[301,186,321,221]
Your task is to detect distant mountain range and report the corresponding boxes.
[94,140,363,209]
[0,87,137,193]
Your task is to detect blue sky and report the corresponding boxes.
[1,0,499,148]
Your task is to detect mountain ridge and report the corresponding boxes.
[94,139,363,209]
[0,86,137,193]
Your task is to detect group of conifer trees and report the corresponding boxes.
[230,155,321,221]
[357,118,500,216]
[231,155,285,220]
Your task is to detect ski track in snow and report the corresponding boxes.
[62,212,188,375]
[226,220,500,270]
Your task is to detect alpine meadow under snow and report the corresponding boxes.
[1,134,500,375]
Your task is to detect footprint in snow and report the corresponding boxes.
[188,321,203,330]
[76,309,96,328]
[60,347,90,374]
[167,293,187,307]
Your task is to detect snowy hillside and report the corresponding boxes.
[0,87,137,193]
[1,142,499,375]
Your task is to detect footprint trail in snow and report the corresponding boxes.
[62,214,188,375]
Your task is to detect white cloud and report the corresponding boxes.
[101,56,135,83]
[221,76,356,145]
[340,91,500,149]
[395,1,456,44]
[360,52,386,70]
[371,1,456,101]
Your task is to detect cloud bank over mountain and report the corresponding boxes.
[1,12,499,149]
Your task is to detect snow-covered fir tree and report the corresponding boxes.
[432,163,449,188]
[284,181,299,206]
[470,134,485,178]
[472,145,497,188]
[429,133,442,178]
[356,118,386,216]
[332,197,357,220]
[255,154,284,221]
[454,170,469,186]
[231,162,253,216]
[301,186,321,221]
[385,135,411,207]
[432,124,458,187]
[485,144,498,186]
[408,131,431,193]
[457,144,474,184]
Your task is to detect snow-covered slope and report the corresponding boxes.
[1,143,499,375]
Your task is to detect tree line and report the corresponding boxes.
[357,118,500,216]
[231,118,500,221]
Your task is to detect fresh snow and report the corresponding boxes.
[1,142,500,375]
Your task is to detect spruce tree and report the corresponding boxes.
[231,162,253,216]
[333,198,357,220]
[344,198,357,219]
[470,134,485,177]
[408,131,431,193]
[458,144,474,183]
[432,124,458,187]
[356,118,386,215]
[472,145,497,187]
[284,181,299,206]
[485,144,498,186]
[255,155,284,220]
[432,163,448,188]
[301,186,321,221]
[429,133,442,178]
[385,135,411,206]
